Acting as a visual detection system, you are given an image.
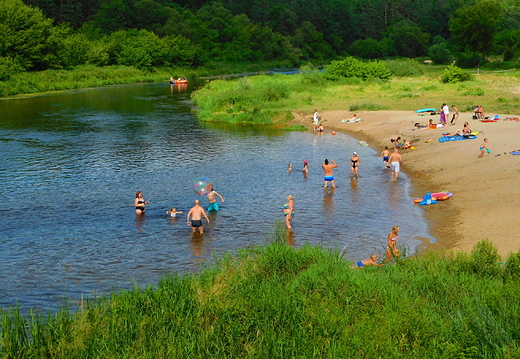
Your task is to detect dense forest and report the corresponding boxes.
[1,0,519,80]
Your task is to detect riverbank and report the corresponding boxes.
[291,110,520,257]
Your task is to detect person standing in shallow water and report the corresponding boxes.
[206,185,225,211]
[134,191,149,215]
[350,152,360,177]
[388,149,402,181]
[283,194,295,229]
[321,159,338,188]
[187,199,210,234]
[385,225,400,263]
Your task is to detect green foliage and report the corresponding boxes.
[282,124,308,131]
[429,42,452,64]
[349,102,387,111]
[192,75,293,124]
[385,59,424,77]
[503,251,520,281]
[386,20,430,58]
[299,62,325,86]
[350,38,384,59]
[449,1,504,56]
[456,51,483,68]
[470,239,501,278]
[0,57,24,81]
[441,64,474,83]
[3,236,520,357]
[324,57,391,80]
[0,0,55,70]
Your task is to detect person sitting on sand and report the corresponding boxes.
[475,105,485,119]
[355,254,383,268]
[403,139,411,149]
[390,136,401,149]
[462,122,472,136]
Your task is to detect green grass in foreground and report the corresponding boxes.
[2,224,520,358]
[192,70,520,124]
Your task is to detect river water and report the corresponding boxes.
[0,82,434,313]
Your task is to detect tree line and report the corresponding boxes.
[1,0,519,80]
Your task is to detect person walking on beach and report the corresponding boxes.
[313,109,319,131]
[187,199,210,234]
[283,194,295,229]
[350,152,360,177]
[479,138,489,158]
[206,185,225,211]
[381,146,390,168]
[321,159,338,188]
[388,149,402,181]
[385,225,400,263]
[451,105,459,125]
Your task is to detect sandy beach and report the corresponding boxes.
[291,110,520,257]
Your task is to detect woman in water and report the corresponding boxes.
[385,225,400,262]
[283,194,295,229]
[301,160,309,175]
[350,152,360,177]
[134,191,150,215]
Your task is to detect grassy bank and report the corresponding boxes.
[0,62,283,98]
[192,68,520,124]
[2,225,520,358]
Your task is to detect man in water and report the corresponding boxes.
[187,200,210,234]
[321,159,338,188]
[206,185,225,211]
[388,148,402,181]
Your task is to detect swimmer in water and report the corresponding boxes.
[288,163,293,173]
[166,207,183,218]
[322,159,338,188]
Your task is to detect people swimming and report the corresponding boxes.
[207,185,225,211]
[166,207,183,218]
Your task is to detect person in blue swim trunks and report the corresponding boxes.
[206,185,225,211]
[321,159,338,188]
[355,254,383,268]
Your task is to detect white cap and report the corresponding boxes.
[353,152,357,155]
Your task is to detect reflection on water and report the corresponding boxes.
[0,83,434,313]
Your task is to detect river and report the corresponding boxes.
[0,82,434,313]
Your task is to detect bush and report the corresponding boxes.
[324,57,391,80]
[455,51,482,68]
[441,64,474,83]
[503,251,520,281]
[299,62,325,86]
[428,43,451,64]
[470,240,501,278]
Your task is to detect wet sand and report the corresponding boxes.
[291,110,520,257]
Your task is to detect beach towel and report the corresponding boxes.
[510,151,520,155]
[438,135,477,143]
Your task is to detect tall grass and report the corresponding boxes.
[2,225,520,358]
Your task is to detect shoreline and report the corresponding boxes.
[291,110,520,257]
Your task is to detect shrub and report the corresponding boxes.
[503,251,520,281]
[441,64,474,83]
[428,43,451,64]
[299,62,325,86]
[455,51,482,68]
[470,240,501,278]
[324,57,391,80]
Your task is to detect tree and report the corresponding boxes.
[449,1,503,57]
[386,20,430,57]
[0,0,55,71]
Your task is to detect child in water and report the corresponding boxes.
[166,207,183,218]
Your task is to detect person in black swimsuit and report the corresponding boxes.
[134,191,149,215]
[350,152,360,177]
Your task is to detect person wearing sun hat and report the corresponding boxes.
[350,152,360,177]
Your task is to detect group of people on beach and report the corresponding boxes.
[439,103,460,126]
[134,186,225,234]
